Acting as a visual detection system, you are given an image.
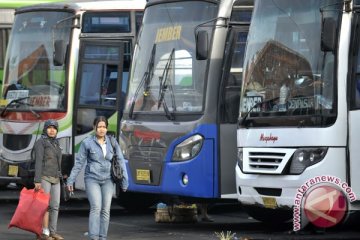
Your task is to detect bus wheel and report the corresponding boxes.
[116,192,158,212]
[245,206,292,223]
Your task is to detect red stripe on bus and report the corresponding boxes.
[1,112,66,121]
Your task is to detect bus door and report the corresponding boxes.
[219,25,249,198]
[73,40,125,189]
[349,14,360,197]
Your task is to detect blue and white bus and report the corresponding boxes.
[120,0,253,204]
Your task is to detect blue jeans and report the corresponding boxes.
[85,178,114,240]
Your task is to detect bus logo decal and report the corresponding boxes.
[134,129,160,141]
[155,25,182,43]
[259,133,278,143]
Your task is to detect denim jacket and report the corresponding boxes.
[67,135,128,190]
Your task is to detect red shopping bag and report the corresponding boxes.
[8,187,50,236]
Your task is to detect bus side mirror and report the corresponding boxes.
[321,18,336,52]
[196,30,208,60]
[54,40,65,66]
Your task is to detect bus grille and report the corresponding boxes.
[3,134,32,151]
[128,146,165,162]
[243,148,295,174]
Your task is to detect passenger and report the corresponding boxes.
[34,119,64,240]
[66,116,128,240]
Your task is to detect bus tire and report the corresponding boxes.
[245,206,292,223]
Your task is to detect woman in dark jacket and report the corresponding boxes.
[34,119,64,240]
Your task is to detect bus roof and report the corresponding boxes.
[15,0,146,13]
[0,0,62,9]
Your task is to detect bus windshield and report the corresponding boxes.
[125,1,218,115]
[2,11,72,111]
[240,0,340,127]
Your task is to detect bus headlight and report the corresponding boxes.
[172,134,204,161]
[289,147,328,174]
[237,148,243,171]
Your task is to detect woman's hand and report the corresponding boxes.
[34,183,42,191]
[67,185,74,192]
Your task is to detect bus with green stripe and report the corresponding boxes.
[0,1,62,96]
[0,0,146,199]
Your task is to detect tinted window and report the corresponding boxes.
[83,12,131,33]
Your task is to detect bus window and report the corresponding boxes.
[3,11,71,110]
[0,28,11,69]
[355,44,360,107]
[230,8,252,22]
[220,30,247,123]
[135,11,143,34]
[154,49,192,87]
[84,44,121,61]
[78,63,119,106]
[77,62,120,134]
[82,12,131,33]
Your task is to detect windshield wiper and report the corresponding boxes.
[239,97,279,127]
[128,44,156,119]
[0,96,40,119]
[157,48,176,120]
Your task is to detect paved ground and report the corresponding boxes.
[1,188,360,240]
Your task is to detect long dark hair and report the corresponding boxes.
[93,116,108,129]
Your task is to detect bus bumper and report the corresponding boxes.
[125,138,217,198]
[236,165,298,208]
[235,147,348,209]
[0,159,34,186]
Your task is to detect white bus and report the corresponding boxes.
[237,0,360,225]
[0,0,145,201]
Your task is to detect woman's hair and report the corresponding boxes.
[93,116,108,129]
